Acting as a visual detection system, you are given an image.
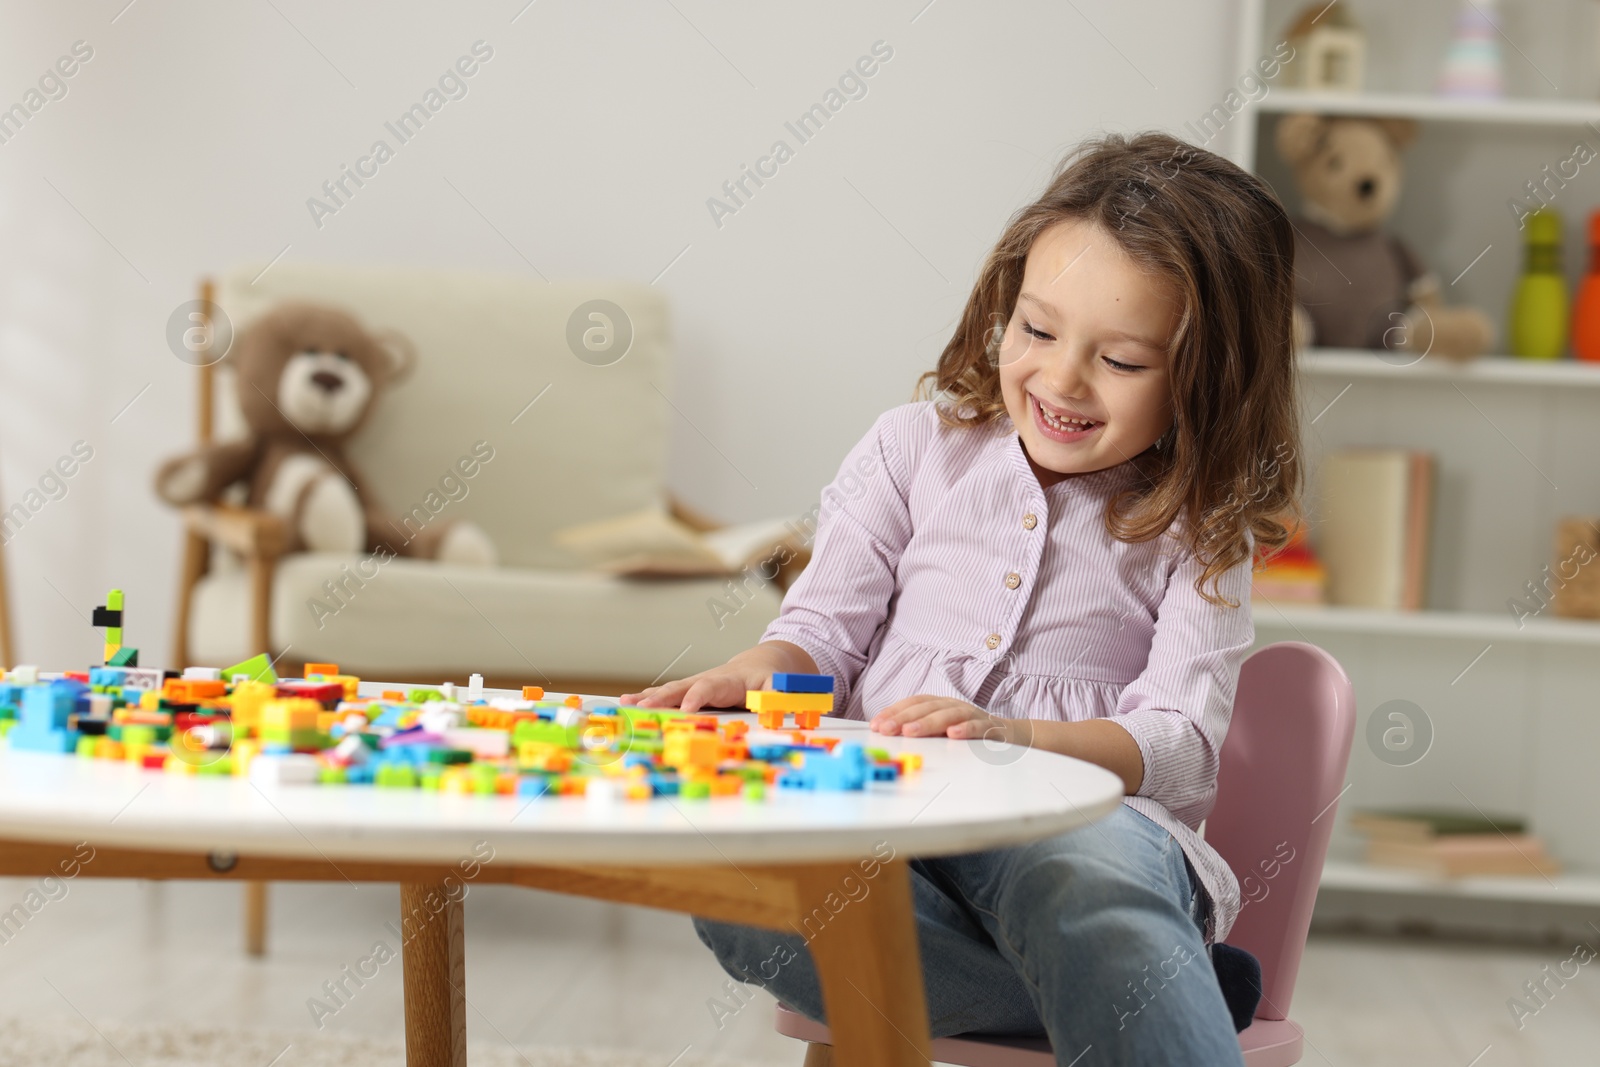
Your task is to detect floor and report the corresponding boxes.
[0,876,1594,1066]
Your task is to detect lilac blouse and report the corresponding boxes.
[761,401,1254,944]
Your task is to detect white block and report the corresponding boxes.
[249,753,321,787]
[10,665,39,685]
[555,707,586,728]
[442,727,510,759]
[182,666,223,681]
[585,778,620,804]
[468,673,484,699]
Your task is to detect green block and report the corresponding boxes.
[427,748,474,765]
[419,765,444,791]
[681,779,711,800]
[76,736,97,757]
[197,756,233,775]
[318,765,348,785]
[375,764,419,788]
[0,704,15,721]
[471,763,500,795]
[122,724,158,747]
[512,720,580,748]
[743,781,765,802]
[223,653,277,686]
[408,688,446,704]
[0,720,13,739]
[108,646,139,667]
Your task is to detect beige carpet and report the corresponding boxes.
[0,1016,782,1067]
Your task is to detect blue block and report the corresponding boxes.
[345,763,376,785]
[8,724,80,753]
[0,684,23,708]
[21,681,82,731]
[770,672,834,694]
[647,773,680,796]
[870,763,899,782]
[516,775,552,798]
[780,743,869,791]
[90,667,128,690]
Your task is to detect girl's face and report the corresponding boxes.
[997,218,1179,487]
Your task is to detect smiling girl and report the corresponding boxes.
[622,131,1300,1065]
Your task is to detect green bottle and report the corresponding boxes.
[1509,208,1567,360]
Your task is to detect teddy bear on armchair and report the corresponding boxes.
[155,302,496,565]
[1276,113,1494,361]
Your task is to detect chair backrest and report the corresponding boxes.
[211,262,673,569]
[1206,641,1356,1021]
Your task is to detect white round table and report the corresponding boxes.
[0,686,1124,1067]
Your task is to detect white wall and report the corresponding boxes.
[0,0,1243,671]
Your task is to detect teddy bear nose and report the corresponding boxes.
[1357,177,1377,199]
[311,371,345,393]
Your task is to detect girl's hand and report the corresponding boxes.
[620,665,765,713]
[870,695,1015,742]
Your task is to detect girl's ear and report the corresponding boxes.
[373,328,417,385]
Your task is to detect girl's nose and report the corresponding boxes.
[1043,347,1091,399]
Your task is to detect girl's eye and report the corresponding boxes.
[1102,356,1144,372]
[1020,321,1055,342]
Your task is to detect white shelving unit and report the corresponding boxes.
[1237,0,1600,935]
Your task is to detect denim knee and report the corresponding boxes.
[691,915,826,1021]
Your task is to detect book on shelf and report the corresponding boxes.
[1317,448,1434,610]
[1349,806,1561,878]
[1252,516,1326,605]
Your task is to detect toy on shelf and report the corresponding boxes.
[1437,0,1504,100]
[746,672,834,730]
[1573,210,1600,363]
[1275,113,1494,361]
[0,598,917,801]
[1509,208,1568,360]
[1282,1,1365,93]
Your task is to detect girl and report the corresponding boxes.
[622,131,1300,1066]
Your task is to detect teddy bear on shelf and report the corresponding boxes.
[1275,113,1494,361]
[155,302,497,565]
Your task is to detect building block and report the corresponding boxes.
[108,647,139,667]
[250,753,321,787]
[304,663,339,678]
[182,667,223,682]
[778,743,870,791]
[93,589,124,663]
[224,653,278,685]
[745,690,833,713]
[770,672,834,694]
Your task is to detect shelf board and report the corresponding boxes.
[1300,348,1600,387]
[1252,603,1600,646]
[1320,860,1600,907]
[1259,89,1600,127]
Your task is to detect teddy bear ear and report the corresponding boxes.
[373,328,417,384]
[1374,117,1420,150]
[1275,113,1328,166]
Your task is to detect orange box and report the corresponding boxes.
[305,663,340,677]
[522,685,544,700]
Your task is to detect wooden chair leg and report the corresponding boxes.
[803,1042,836,1067]
[244,880,268,956]
[0,521,13,668]
[400,881,467,1067]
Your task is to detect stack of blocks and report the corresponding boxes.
[746,672,834,730]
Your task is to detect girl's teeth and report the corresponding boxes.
[1038,399,1096,431]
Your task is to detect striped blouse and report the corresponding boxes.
[761,400,1254,945]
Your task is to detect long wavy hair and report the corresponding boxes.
[917,132,1301,607]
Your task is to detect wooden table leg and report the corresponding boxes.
[800,859,931,1067]
[400,881,467,1067]
[243,881,268,957]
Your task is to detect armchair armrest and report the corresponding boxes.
[181,505,290,561]
[669,496,813,593]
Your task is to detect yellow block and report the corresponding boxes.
[231,738,260,776]
[663,731,721,769]
[229,680,276,736]
[261,698,322,732]
[745,690,833,714]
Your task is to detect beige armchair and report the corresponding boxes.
[171,264,800,695]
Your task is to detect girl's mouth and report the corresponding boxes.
[1031,394,1101,443]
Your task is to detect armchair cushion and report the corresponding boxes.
[188,553,783,681]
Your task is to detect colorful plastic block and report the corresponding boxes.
[770,672,834,694]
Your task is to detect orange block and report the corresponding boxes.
[382,690,406,700]
[305,663,340,677]
[522,685,545,700]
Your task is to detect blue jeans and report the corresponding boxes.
[693,804,1244,1067]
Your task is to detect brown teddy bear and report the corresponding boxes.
[155,302,497,565]
[1276,114,1493,361]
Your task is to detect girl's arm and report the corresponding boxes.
[744,408,916,713]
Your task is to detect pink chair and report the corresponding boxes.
[774,640,1357,1066]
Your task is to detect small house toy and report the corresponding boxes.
[1282,1,1366,93]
